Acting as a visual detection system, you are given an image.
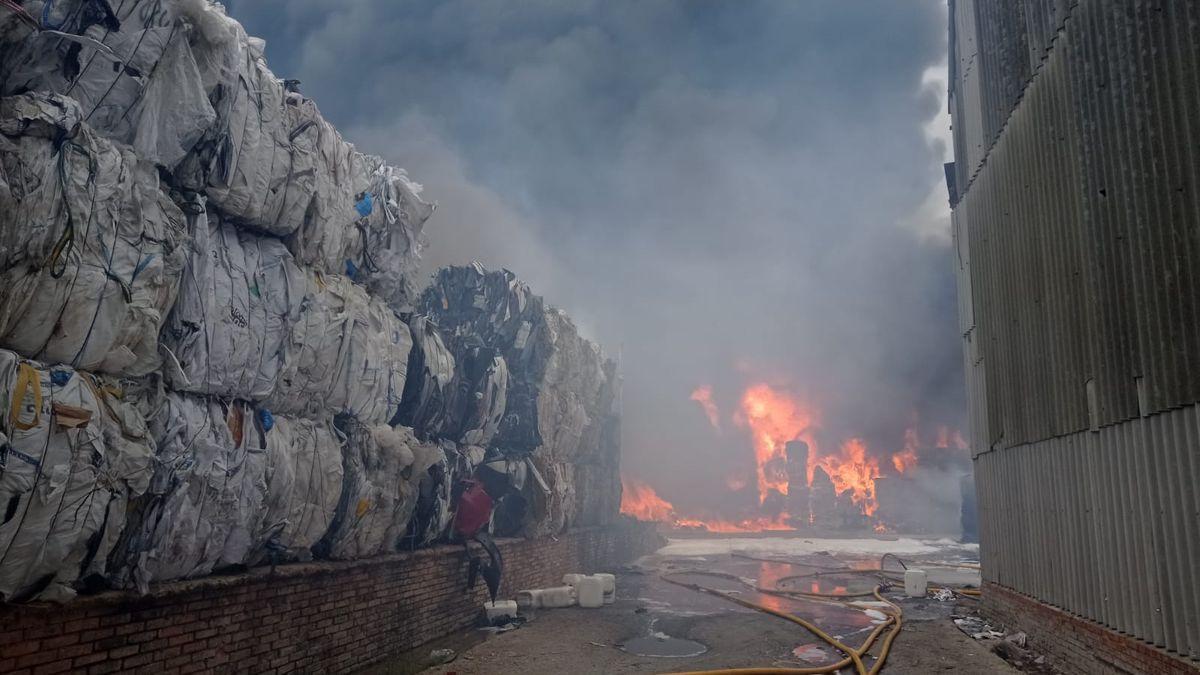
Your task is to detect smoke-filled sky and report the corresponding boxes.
[226,0,961,516]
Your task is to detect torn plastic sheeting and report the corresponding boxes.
[420,265,551,454]
[446,346,508,447]
[160,201,304,401]
[316,421,439,560]
[267,271,412,425]
[393,314,455,439]
[0,349,154,602]
[401,441,462,550]
[0,92,187,378]
[0,0,217,169]
[523,457,577,538]
[420,265,619,537]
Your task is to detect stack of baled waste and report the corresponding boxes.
[412,264,622,538]
[0,0,441,601]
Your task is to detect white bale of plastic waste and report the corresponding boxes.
[0,92,187,378]
[317,422,441,560]
[594,573,616,604]
[1,3,436,309]
[577,575,604,608]
[0,349,154,602]
[111,392,266,591]
[160,202,304,401]
[267,271,412,424]
[161,209,410,420]
[0,0,217,169]
[905,569,928,598]
[484,600,519,622]
[111,390,348,590]
[247,413,344,565]
[288,158,435,312]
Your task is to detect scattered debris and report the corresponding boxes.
[953,616,1004,640]
[429,648,457,665]
[932,588,955,602]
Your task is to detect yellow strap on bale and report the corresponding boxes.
[10,363,43,431]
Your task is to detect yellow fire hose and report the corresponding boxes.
[662,573,882,675]
[663,552,979,674]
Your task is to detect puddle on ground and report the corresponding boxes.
[621,635,708,658]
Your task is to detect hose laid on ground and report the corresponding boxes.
[664,551,980,675]
[662,573,886,675]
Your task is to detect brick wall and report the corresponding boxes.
[0,522,664,675]
[981,582,1200,675]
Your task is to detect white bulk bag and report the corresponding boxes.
[0,350,154,602]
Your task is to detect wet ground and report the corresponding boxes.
[366,536,1025,674]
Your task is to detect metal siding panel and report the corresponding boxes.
[952,1,1200,656]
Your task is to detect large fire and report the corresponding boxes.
[735,383,818,502]
[627,382,965,532]
[813,437,881,516]
[620,475,794,532]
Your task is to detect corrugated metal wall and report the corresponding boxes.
[976,408,1200,658]
[951,0,1200,660]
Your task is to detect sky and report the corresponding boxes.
[225,0,961,517]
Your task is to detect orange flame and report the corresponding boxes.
[621,475,796,532]
[620,476,676,522]
[690,384,722,430]
[736,383,818,503]
[813,438,881,516]
[891,427,919,473]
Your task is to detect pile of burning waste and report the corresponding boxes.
[623,383,973,536]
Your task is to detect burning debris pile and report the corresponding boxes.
[0,0,619,602]
[623,382,971,535]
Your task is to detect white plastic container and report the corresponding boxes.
[484,600,518,622]
[541,586,576,608]
[594,573,616,604]
[577,576,605,608]
[563,573,585,588]
[515,589,538,609]
[904,569,928,598]
[516,586,576,609]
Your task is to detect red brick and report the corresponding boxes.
[71,651,109,668]
[31,659,73,675]
[108,645,138,660]
[63,619,99,633]
[2,641,40,658]
[86,661,123,675]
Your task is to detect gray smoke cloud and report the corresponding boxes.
[225,0,962,518]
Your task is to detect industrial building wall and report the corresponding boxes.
[950,0,1200,664]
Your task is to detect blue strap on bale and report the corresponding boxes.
[258,408,274,432]
[355,192,373,218]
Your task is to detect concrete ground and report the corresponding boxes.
[366,536,1025,674]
